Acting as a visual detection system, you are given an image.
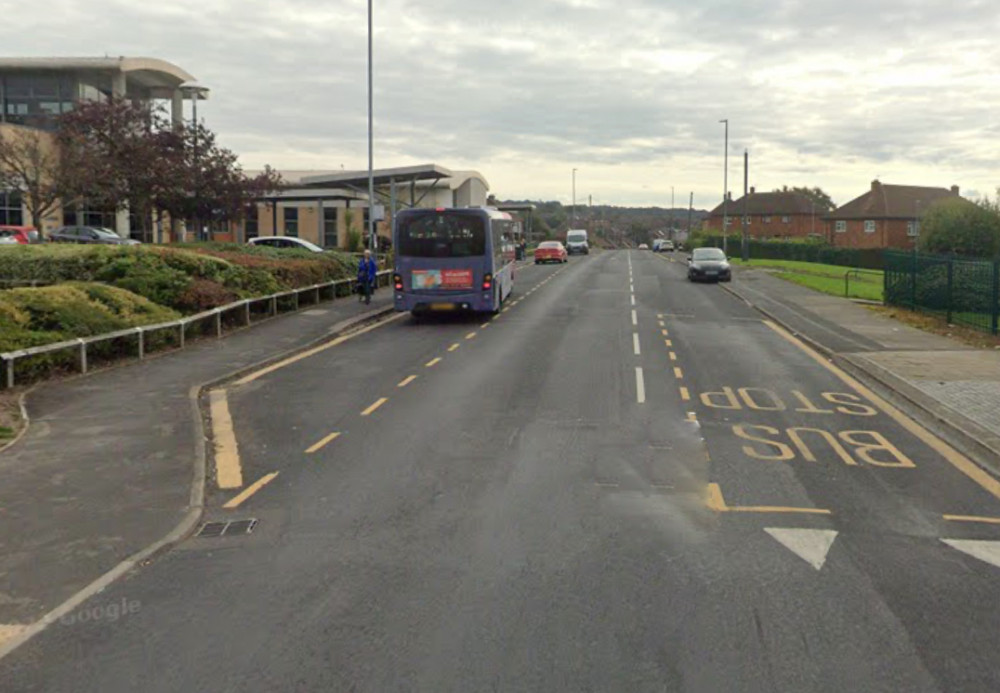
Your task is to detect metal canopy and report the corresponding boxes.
[300,164,454,189]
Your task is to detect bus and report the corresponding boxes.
[392,207,516,314]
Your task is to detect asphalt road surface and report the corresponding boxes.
[5,250,1000,692]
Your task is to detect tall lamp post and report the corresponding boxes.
[720,118,729,253]
[572,168,578,229]
[180,82,208,243]
[366,0,376,252]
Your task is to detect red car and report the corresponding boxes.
[534,241,568,264]
[0,225,40,245]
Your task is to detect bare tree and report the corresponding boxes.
[0,124,64,231]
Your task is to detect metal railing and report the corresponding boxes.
[844,268,883,299]
[1,270,390,389]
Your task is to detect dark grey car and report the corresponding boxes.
[49,226,140,245]
[687,247,732,282]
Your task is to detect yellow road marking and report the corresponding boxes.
[466,332,477,340]
[305,431,340,454]
[223,472,278,509]
[706,482,832,515]
[661,330,669,336]
[943,514,1000,524]
[687,412,698,423]
[426,357,442,367]
[673,367,684,379]
[665,339,673,346]
[234,313,406,386]
[480,322,490,328]
[764,320,1000,503]
[397,375,417,388]
[448,343,460,352]
[680,386,691,401]
[209,390,243,489]
[659,321,666,328]
[361,397,389,416]
[669,352,678,361]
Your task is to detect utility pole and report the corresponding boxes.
[720,119,729,253]
[687,191,694,238]
[741,149,749,262]
[670,185,675,241]
[571,168,578,229]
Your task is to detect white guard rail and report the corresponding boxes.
[1,270,390,389]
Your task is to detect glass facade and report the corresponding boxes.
[0,190,24,225]
[0,72,83,130]
[323,207,338,247]
[63,206,116,229]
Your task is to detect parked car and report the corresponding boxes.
[534,241,568,264]
[49,226,140,245]
[638,243,649,250]
[248,236,325,253]
[658,240,675,252]
[0,225,40,245]
[687,247,732,282]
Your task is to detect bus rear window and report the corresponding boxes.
[398,214,486,258]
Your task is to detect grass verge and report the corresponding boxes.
[732,258,884,301]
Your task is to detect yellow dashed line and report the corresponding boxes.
[665,339,673,347]
[679,386,691,401]
[397,375,417,388]
[305,432,340,454]
[426,357,442,367]
[466,332,477,340]
[669,352,678,361]
[943,514,1000,524]
[673,367,684,379]
[448,343,460,352]
[361,397,389,416]
[223,472,278,510]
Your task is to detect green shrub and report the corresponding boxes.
[919,198,1000,258]
[175,279,239,313]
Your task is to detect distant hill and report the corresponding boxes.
[498,199,710,247]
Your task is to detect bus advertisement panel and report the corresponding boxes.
[392,207,515,314]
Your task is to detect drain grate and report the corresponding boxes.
[197,519,258,538]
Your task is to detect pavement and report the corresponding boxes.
[5,252,1000,691]
[0,286,393,636]
[723,266,1000,472]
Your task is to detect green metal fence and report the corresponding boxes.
[884,251,1000,334]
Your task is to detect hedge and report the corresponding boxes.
[684,234,884,270]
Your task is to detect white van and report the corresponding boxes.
[566,229,589,255]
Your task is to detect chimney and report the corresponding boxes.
[871,179,881,191]
[750,186,755,195]
[951,185,960,195]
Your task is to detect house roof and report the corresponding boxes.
[828,181,962,219]
[708,190,817,217]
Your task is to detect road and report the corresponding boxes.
[4,249,1000,691]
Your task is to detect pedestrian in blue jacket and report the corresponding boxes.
[357,249,378,304]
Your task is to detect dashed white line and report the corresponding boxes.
[631,310,637,326]
[636,367,646,404]
[630,295,636,306]
[633,333,641,355]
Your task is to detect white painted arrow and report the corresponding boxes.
[765,528,838,570]
[942,539,1000,569]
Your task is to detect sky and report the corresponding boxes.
[3,0,1000,209]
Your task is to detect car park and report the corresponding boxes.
[248,236,325,253]
[534,240,568,264]
[687,247,732,282]
[49,226,140,245]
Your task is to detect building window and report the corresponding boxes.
[323,207,338,247]
[781,216,790,223]
[763,216,772,223]
[835,220,847,233]
[907,220,920,237]
[245,204,259,239]
[284,207,298,237]
[864,220,876,234]
[0,190,23,226]
[723,216,731,228]
[745,216,752,225]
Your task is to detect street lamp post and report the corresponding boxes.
[720,119,728,253]
[367,0,376,252]
[670,185,674,240]
[572,168,577,229]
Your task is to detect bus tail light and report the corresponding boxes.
[393,273,403,291]
[482,273,493,290]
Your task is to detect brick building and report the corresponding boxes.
[827,180,964,249]
[705,188,826,240]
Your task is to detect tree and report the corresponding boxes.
[0,123,65,231]
[918,196,1000,258]
[774,185,836,212]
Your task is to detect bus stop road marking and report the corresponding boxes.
[361,398,389,416]
[707,483,832,515]
[224,472,279,510]
[305,432,341,454]
[764,319,1000,504]
[397,375,418,388]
